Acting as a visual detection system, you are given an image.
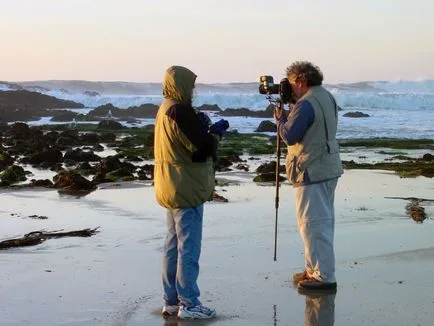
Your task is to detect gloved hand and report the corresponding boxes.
[210,119,230,138]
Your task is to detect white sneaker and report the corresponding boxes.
[178,305,216,319]
[162,305,179,317]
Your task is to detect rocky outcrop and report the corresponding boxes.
[83,91,100,97]
[217,104,274,118]
[86,103,159,119]
[53,170,97,195]
[255,120,276,132]
[0,90,84,122]
[343,111,370,118]
[0,90,84,110]
[0,165,27,185]
[196,104,222,112]
[50,110,83,122]
[97,120,124,130]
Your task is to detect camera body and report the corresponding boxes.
[259,76,292,104]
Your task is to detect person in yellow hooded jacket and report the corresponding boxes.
[154,65,229,320]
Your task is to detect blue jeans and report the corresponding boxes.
[162,205,203,307]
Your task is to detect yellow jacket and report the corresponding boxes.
[154,66,219,208]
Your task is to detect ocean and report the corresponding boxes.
[1,79,434,139]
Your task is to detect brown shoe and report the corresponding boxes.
[297,286,337,296]
[292,270,309,283]
[297,279,337,291]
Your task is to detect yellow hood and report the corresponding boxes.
[162,66,197,106]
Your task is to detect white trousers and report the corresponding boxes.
[294,178,338,283]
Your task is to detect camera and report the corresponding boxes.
[259,76,292,104]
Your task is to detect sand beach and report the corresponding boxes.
[1,166,433,326]
[2,1,434,325]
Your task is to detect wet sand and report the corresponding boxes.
[1,170,433,325]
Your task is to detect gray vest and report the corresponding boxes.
[285,86,343,185]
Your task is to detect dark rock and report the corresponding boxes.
[215,157,233,171]
[137,164,154,180]
[7,122,33,139]
[50,163,64,172]
[212,191,228,202]
[94,156,122,175]
[196,104,222,112]
[125,155,143,162]
[91,144,105,152]
[235,163,249,171]
[255,120,276,132]
[343,111,370,118]
[63,149,101,162]
[76,162,96,175]
[256,161,285,174]
[421,167,434,178]
[28,214,48,219]
[0,90,84,122]
[422,153,433,161]
[105,168,135,181]
[26,149,63,165]
[225,154,244,163]
[43,131,60,143]
[137,169,151,180]
[29,179,54,187]
[49,110,82,122]
[86,103,118,118]
[123,104,159,118]
[0,165,27,185]
[80,133,101,144]
[218,105,274,118]
[55,129,80,147]
[253,172,286,182]
[83,91,100,97]
[97,120,124,130]
[86,103,159,119]
[100,133,117,143]
[0,150,14,171]
[52,170,96,192]
[39,161,61,170]
[55,136,79,147]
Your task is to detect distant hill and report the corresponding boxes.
[6,80,258,95]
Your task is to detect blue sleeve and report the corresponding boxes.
[276,100,315,145]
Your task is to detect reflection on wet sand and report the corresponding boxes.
[273,292,336,326]
[162,316,219,326]
[161,293,336,326]
[304,293,336,326]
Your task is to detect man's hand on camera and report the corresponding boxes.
[273,105,287,121]
[210,119,230,138]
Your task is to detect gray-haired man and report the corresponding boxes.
[274,61,343,291]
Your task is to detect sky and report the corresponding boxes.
[1,0,434,84]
